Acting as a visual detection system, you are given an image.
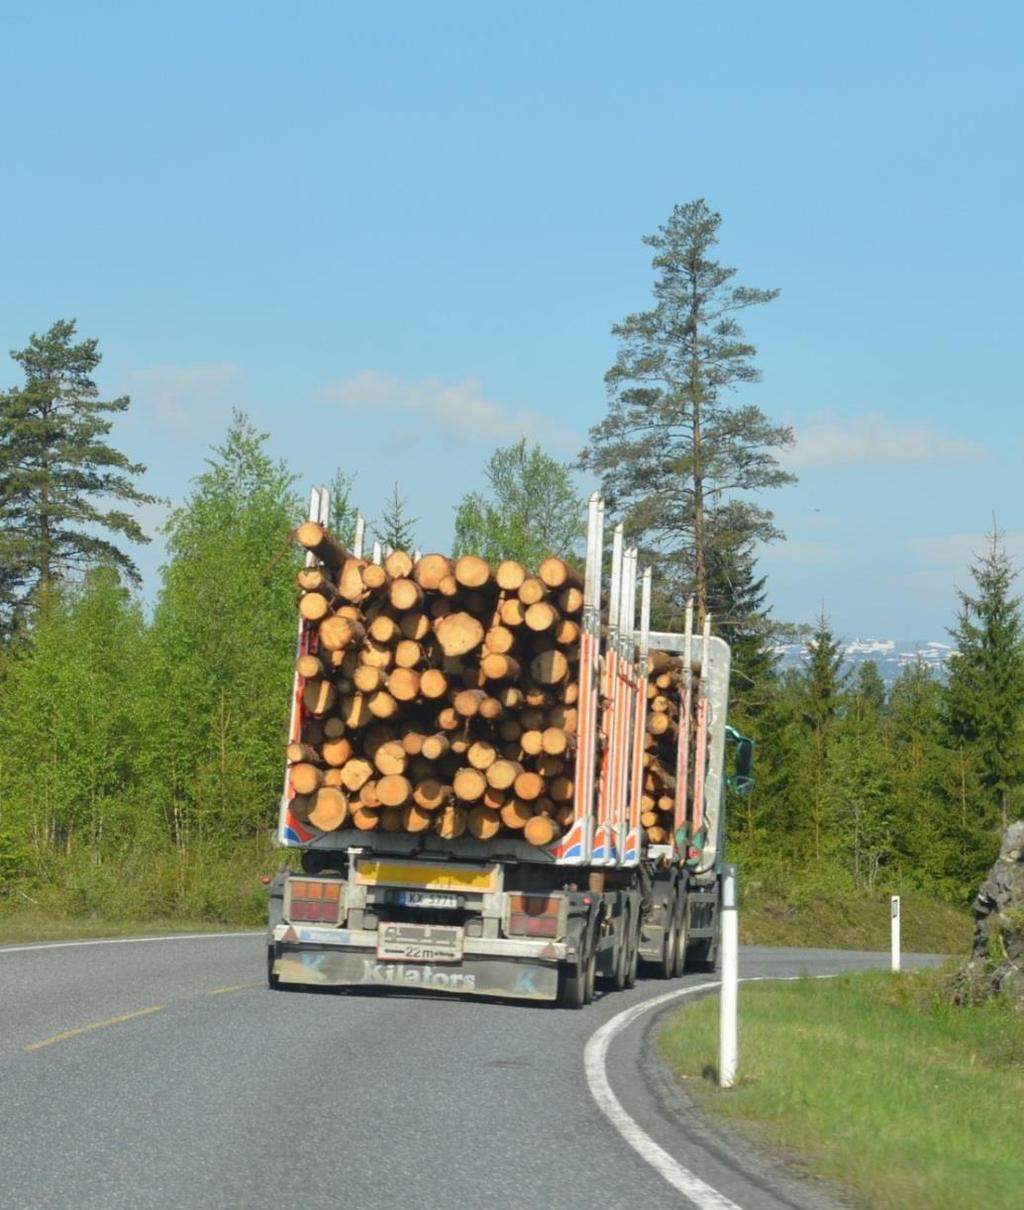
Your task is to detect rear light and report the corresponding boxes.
[505,894,563,940]
[259,875,272,887]
[286,879,344,925]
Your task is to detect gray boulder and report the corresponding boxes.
[955,820,1024,1014]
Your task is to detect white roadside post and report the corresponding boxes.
[891,894,901,973]
[719,863,739,1089]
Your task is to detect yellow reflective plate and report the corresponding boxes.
[355,860,498,893]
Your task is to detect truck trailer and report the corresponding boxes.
[267,490,740,1007]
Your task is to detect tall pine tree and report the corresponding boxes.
[580,200,794,629]
[0,320,157,621]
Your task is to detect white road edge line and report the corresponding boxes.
[585,981,741,1209]
[585,974,837,1209]
[0,931,264,955]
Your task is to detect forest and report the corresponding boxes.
[1,203,1019,925]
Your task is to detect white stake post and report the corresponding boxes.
[719,863,739,1089]
[891,895,901,973]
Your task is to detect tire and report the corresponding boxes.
[267,943,281,990]
[583,926,598,1004]
[656,897,679,979]
[671,894,689,978]
[559,920,591,1009]
[623,905,640,989]
[687,936,717,973]
[610,903,631,991]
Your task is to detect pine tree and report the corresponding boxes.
[704,506,780,718]
[328,469,359,550]
[453,439,584,566]
[376,481,417,552]
[887,660,959,895]
[800,612,847,862]
[832,659,894,889]
[942,526,1024,836]
[0,319,157,621]
[580,200,794,626]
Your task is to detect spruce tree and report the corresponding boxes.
[0,319,157,620]
[942,527,1024,835]
[888,661,959,895]
[801,612,847,861]
[704,505,780,718]
[454,439,583,566]
[580,200,794,627]
[376,481,417,552]
[329,469,359,550]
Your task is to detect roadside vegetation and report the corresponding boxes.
[662,967,1024,1210]
[1,204,1021,942]
[739,887,971,955]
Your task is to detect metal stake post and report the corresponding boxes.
[719,863,738,1089]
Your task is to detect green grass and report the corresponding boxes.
[740,887,971,954]
[0,843,289,944]
[661,967,1024,1210]
[0,913,259,945]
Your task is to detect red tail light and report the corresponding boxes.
[506,894,564,940]
[286,879,344,925]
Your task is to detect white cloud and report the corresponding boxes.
[783,412,985,470]
[317,370,578,451]
[125,363,243,434]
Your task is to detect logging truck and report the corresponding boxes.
[267,490,744,1007]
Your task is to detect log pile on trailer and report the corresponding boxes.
[640,651,684,846]
[288,521,587,848]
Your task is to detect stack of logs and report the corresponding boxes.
[287,522,585,848]
[640,652,685,846]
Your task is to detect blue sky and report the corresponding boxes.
[2,1,1021,637]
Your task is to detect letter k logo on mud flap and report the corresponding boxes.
[515,969,538,995]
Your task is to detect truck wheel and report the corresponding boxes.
[267,943,281,990]
[623,906,640,989]
[657,900,679,979]
[559,921,592,1009]
[671,895,689,978]
[610,904,631,991]
[687,936,717,973]
[583,926,598,1004]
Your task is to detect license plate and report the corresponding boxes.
[376,922,464,963]
[396,890,460,909]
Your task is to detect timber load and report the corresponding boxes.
[641,650,684,847]
[287,524,585,849]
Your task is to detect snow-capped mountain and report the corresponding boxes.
[773,638,953,683]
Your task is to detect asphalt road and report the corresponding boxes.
[0,934,943,1210]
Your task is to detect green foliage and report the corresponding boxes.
[0,319,157,624]
[661,968,1024,1210]
[0,566,148,856]
[375,481,417,552]
[141,412,301,854]
[942,527,1024,841]
[453,438,584,566]
[580,200,794,623]
[328,468,359,549]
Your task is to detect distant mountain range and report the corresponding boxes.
[773,638,953,684]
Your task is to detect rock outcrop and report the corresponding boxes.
[954,820,1024,1014]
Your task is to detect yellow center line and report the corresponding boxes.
[24,1004,164,1052]
[207,982,263,996]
